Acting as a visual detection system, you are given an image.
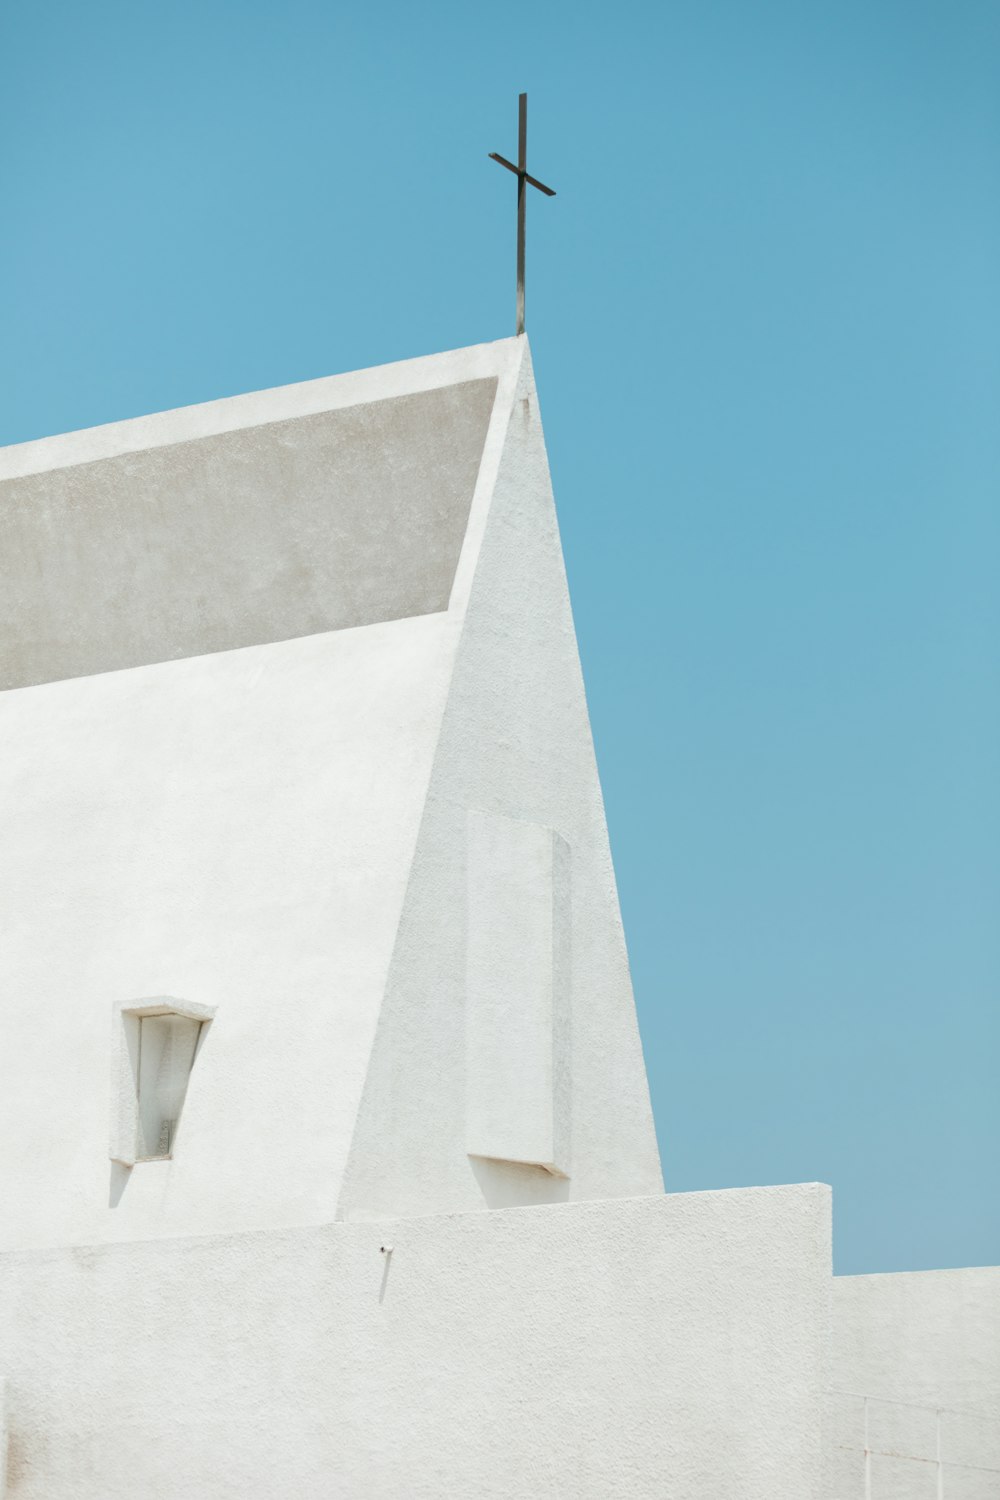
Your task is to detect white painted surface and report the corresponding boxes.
[465,809,568,1171]
[0,339,517,480]
[0,378,497,689]
[0,1185,831,1500]
[8,336,989,1500]
[336,343,662,1219]
[828,1268,1000,1497]
[833,1266,1000,1413]
[0,612,460,1247]
[0,335,662,1244]
[0,1378,7,1500]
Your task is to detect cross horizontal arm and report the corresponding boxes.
[488,152,557,197]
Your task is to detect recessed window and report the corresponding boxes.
[136,1012,203,1159]
[109,997,215,1167]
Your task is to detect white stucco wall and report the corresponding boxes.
[3,333,994,1500]
[0,613,459,1248]
[827,1267,1000,1497]
[0,335,662,1245]
[336,343,663,1219]
[0,343,508,1249]
[0,1184,831,1500]
[0,356,498,688]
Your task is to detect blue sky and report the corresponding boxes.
[2,0,997,1273]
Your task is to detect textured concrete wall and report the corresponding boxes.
[828,1268,1000,1497]
[0,335,662,1246]
[336,343,663,1219]
[833,1266,1000,1412]
[0,378,496,689]
[0,614,459,1249]
[465,810,571,1172]
[0,1185,832,1500]
[0,344,504,1249]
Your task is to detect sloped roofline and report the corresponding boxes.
[0,337,528,689]
[0,335,524,482]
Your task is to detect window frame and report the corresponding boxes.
[109,997,215,1167]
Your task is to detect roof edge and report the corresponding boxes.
[0,336,524,482]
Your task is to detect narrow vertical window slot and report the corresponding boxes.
[109,998,215,1168]
[136,1013,203,1160]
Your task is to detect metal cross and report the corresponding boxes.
[489,93,556,336]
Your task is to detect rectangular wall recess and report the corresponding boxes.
[465,809,569,1173]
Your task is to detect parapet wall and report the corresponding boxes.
[0,1184,830,1500]
[827,1266,1000,1497]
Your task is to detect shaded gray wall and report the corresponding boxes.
[0,378,496,689]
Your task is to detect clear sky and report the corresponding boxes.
[2,0,997,1274]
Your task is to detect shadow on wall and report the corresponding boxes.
[109,1162,131,1208]
[469,1155,571,1210]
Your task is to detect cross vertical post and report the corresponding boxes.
[516,93,527,336]
[490,93,556,336]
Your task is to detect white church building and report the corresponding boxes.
[0,335,996,1497]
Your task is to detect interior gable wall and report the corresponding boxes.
[0,379,497,689]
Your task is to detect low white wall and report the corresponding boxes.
[828,1267,1000,1497]
[832,1266,1000,1412]
[0,1185,830,1499]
